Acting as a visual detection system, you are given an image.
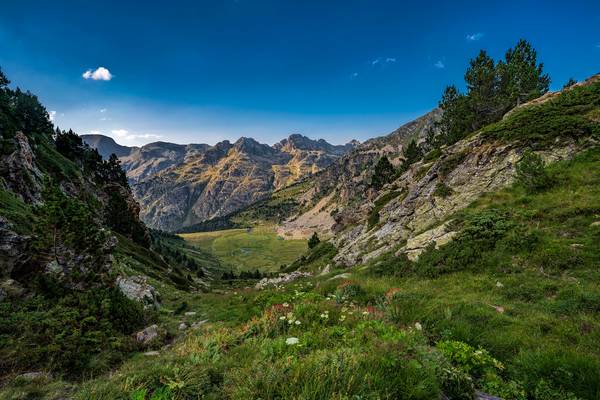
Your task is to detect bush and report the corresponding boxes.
[0,279,147,377]
[515,150,552,193]
[334,281,367,304]
[433,182,453,198]
[308,232,320,249]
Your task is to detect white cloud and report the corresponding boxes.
[434,60,445,69]
[49,110,56,121]
[111,129,161,141]
[100,108,107,113]
[596,43,600,48]
[466,33,484,41]
[111,129,129,137]
[372,57,396,65]
[82,67,113,81]
[351,72,359,79]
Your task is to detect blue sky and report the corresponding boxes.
[1,0,599,146]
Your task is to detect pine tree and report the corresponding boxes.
[465,50,500,128]
[403,139,422,166]
[438,85,473,145]
[498,39,550,107]
[563,78,577,89]
[0,67,9,88]
[308,232,320,249]
[371,156,396,189]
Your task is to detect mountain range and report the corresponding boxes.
[82,133,359,231]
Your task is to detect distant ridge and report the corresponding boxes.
[83,133,359,231]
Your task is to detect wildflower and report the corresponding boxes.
[341,306,348,313]
[286,312,293,319]
[415,322,422,331]
[339,315,346,322]
[279,316,286,321]
[283,303,289,307]
[295,320,301,325]
[288,319,294,325]
[320,313,328,319]
[496,281,504,288]
[362,311,369,316]
[286,337,299,345]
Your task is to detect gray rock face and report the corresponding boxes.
[135,324,159,344]
[0,131,44,204]
[331,134,583,266]
[116,275,160,308]
[0,217,30,278]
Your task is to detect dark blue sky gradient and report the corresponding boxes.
[1,0,599,145]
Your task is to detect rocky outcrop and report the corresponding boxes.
[0,217,30,278]
[84,134,358,231]
[0,131,44,203]
[135,324,159,344]
[116,275,160,308]
[331,134,583,266]
[397,221,458,261]
[255,271,312,290]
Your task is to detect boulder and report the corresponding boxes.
[192,319,209,328]
[116,275,160,308]
[255,271,312,290]
[319,264,331,276]
[0,279,25,299]
[16,371,51,381]
[135,324,159,344]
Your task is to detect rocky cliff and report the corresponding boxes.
[275,75,599,266]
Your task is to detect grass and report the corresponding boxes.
[180,226,307,273]
[482,78,600,144]
[0,187,34,234]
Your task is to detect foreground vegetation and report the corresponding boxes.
[3,146,598,399]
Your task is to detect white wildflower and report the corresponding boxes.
[286,337,299,345]
[295,320,301,325]
[415,322,422,331]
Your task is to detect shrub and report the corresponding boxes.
[515,150,552,193]
[0,279,147,377]
[308,232,320,249]
[334,281,367,304]
[434,182,454,198]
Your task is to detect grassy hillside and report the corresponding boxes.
[5,146,598,400]
[181,226,307,273]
